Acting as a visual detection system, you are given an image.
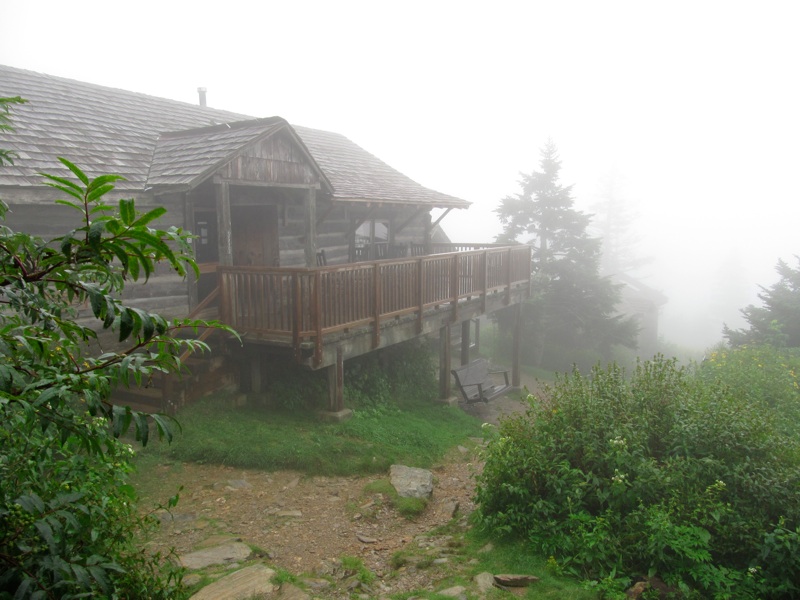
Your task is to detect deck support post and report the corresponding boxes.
[439,323,451,399]
[250,354,262,393]
[512,302,522,388]
[460,319,471,365]
[327,346,345,412]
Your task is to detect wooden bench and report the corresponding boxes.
[451,358,513,403]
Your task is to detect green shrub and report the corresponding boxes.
[0,156,220,598]
[697,344,800,435]
[475,355,800,597]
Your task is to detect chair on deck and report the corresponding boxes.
[316,249,327,266]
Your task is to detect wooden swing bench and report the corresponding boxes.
[451,358,513,403]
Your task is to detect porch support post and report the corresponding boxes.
[304,187,317,267]
[423,213,432,255]
[512,302,522,388]
[327,346,344,411]
[460,319,471,365]
[474,318,481,355]
[250,354,262,393]
[439,323,451,399]
[216,182,232,266]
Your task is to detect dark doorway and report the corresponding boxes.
[232,205,279,266]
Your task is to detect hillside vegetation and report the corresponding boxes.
[475,350,800,598]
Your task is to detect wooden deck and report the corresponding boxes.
[215,245,531,368]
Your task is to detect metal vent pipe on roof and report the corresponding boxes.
[197,87,207,107]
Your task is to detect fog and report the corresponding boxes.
[4,0,799,351]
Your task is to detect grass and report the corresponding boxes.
[129,370,595,599]
[135,393,483,476]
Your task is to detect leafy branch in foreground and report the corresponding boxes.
[0,157,235,598]
[0,96,27,166]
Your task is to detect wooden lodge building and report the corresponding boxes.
[0,65,530,413]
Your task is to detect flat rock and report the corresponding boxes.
[441,500,460,518]
[437,585,467,598]
[474,572,495,593]
[227,479,252,489]
[389,464,433,499]
[278,582,311,599]
[493,573,540,587]
[189,564,276,600]
[179,541,253,569]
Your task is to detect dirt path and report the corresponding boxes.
[139,383,538,596]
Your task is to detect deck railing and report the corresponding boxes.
[218,245,531,366]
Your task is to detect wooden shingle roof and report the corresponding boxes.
[0,65,469,208]
[147,117,331,191]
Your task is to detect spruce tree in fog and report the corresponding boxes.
[495,140,638,369]
[724,257,800,347]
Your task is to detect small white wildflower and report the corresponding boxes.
[611,469,627,484]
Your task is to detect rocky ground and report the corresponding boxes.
[139,383,539,599]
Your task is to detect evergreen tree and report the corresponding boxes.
[495,140,638,369]
[724,257,800,347]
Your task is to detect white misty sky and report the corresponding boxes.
[3,0,799,349]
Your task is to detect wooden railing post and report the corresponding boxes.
[313,270,322,367]
[219,270,230,325]
[505,247,512,305]
[416,257,424,334]
[292,272,302,361]
[372,263,381,349]
[481,249,488,313]
[450,253,459,322]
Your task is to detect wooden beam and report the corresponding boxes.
[304,187,317,267]
[439,323,451,399]
[213,176,320,190]
[216,182,232,266]
[250,354,262,393]
[394,206,426,235]
[431,207,453,229]
[328,346,345,411]
[461,319,471,365]
[512,302,522,388]
[346,207,377,240]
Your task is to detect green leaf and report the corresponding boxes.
[54,198,85,212]
[87,183,116,202]
[152,412,178,444]
[70,563,92,590]
[119,309,134,342]
[86,286,104,320]
[88,173,124,190]
[131,206,168,228]
[119,198,135,226]
[141,311,155,341]
[103,296,116,329]
[16,493,45,514]
[57,157,89,185]
[134,411,150,446]
[110,243,130,273]
[40,172,84,195]
[34,520,56,552]
[88,220,105,248]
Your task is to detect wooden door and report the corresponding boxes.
[232,205,279,266]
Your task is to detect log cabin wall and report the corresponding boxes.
[1,190,193,322]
